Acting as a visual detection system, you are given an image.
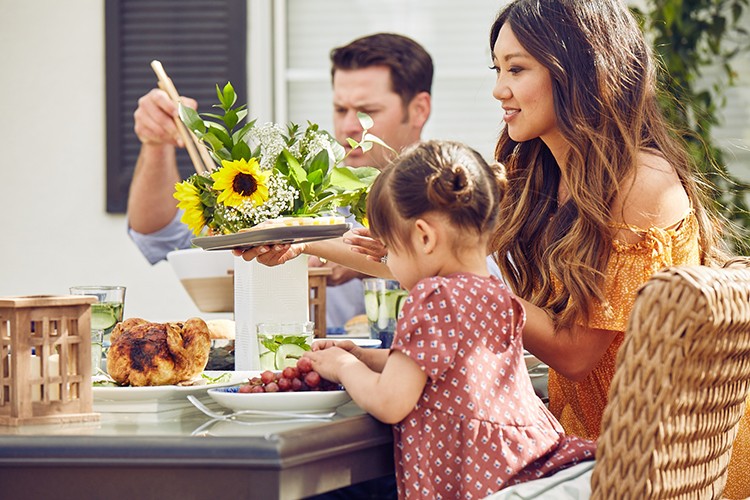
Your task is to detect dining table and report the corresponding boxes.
[0,398,395,500]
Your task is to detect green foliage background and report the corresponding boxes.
[634,0,750,254]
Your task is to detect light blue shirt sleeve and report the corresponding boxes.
[127,211,194,264]
[325,207,367,330]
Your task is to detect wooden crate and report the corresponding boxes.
[0,295,100,425]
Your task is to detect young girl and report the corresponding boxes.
[304,140,595,499]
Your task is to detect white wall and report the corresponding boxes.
[0,0,209,322]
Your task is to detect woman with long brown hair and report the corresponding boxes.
[488,0,748,495]
[489,0,725,441]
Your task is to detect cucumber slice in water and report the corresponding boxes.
[91,309,117,331]
[384,291,405,318]
[377,296,390,330]
[395,294,407,317]
[364,291,380,322]
[275,343,307,369]
[259,351,275,371]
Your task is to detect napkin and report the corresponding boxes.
[233,256,309,370]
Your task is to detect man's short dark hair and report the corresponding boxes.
[330,33,433,106]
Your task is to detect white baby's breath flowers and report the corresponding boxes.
[247,123,287,170]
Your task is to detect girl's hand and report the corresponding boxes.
[343,227,387,263]
[303,347,357,384]
[311,339,360,355]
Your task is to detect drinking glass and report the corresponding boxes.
[69,285,126,372]
[363,279,407,348]
[256,322,314,370]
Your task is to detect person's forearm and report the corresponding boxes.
[127,143,182,234]
[517,297,620,381]
[354,346,390,372]
[306,238,394,279]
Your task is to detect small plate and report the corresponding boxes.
[208,386,352,414]
[192,224,352,251]
[313,338,381,348]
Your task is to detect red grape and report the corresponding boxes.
[260,370,276,384]
[291,377,303,391]
[296,357,313,373]
[304,371,321,388]
[277,377,292,391]
[236,364,340,393]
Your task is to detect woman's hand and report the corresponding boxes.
[344,227,387,263]
[231,242,306,265]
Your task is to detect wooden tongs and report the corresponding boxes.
[150,60,214,174]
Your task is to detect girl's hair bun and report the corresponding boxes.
[426,163,475,208]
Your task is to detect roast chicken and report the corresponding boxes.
[106,317,211,386]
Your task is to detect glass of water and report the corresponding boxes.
[69,285,126,372]
[363,279,407,349]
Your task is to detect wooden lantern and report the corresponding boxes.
[0,295,100,425]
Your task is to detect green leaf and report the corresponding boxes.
[206,123,233,150]
[224,108,239,131]
[260,337,279,352]
[308,149,330,177]
[220,82,237,110]
[200,131,226,155]
[232,119,257,144]
[346,138,359,149]
[179,105,206,134]
[202,112,227,122]
[307,169,324,186]
[231,141,251,160]
[357,112,374,130]
[330,166,370,190]
[359,141,373,153]
[362,133,396,153]
[201,372,232,384]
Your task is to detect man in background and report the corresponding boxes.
[126,33,433,331]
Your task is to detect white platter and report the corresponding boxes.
[312,338,381,349]
[208,386,352,414]
[192,223,351,251]
[93,371,253,413]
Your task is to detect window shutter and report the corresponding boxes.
[105,0,247,213]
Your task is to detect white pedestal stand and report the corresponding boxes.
[233,256,309,370]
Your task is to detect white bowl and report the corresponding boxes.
[167,248,235,312]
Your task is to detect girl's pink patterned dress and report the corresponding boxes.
[391,273,595,499]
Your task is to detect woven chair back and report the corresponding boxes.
[590,257,750,499]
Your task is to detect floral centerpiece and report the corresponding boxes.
[174,82,387,235]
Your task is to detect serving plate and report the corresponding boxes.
[208,386,352,414]
[93,371,253,413]
[192,224,352,251]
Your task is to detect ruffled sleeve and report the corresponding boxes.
[392,278,460,380]
[588,212,701,331]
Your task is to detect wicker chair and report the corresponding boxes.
[590,257,750,499]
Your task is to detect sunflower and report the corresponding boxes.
[211,158,270,208]
[173,180,207,235]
